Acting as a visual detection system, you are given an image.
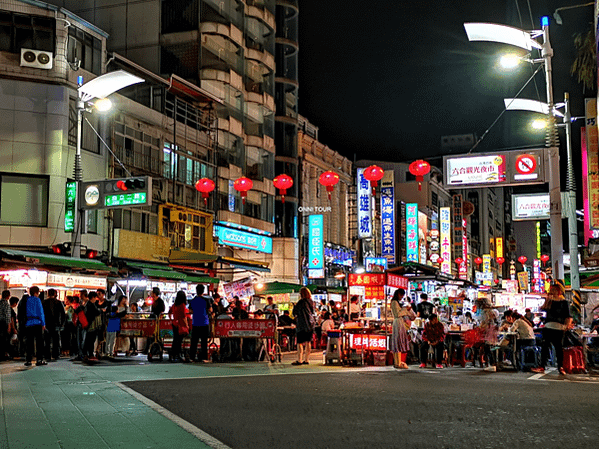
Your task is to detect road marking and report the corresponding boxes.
[116,382,232,449]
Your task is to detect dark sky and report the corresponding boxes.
[297,1,595,164]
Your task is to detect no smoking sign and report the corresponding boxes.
[515,154,537,175]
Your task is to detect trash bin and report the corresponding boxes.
[325,330,341,365]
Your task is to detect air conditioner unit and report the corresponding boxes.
[20,48,53,70]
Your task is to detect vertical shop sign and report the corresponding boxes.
[440,207,451,274]
[536,222,541,260]
[459,218,468,279]
[496,237,503,259]
[584,98,599,242]
[418,211,428,265]
[308,215,324,269]
[380,171,395,264]
[533,259,543,293]
[64,181,77,233]
[357,168,373,238]
[228,180,236,212]
[406,203,418,262]
[452,195,463,266]
[482,254,492,286]
[399,202,406,263]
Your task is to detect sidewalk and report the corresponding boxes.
[0,351,330,449]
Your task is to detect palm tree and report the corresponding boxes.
[570,28,596,93]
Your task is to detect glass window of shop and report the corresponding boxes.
[0,12,55,54]
[113,209,158,236]
[0,174,48,226]
[160,208,211,252]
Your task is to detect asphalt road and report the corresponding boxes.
[124,367,599,449]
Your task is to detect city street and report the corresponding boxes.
[2,352,598,449]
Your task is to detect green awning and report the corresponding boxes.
[169,249,218,264]
[255,281,304,295]
[185,275,220,284]
[126,262,187,280]
[0,249,112,271]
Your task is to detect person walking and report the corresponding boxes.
[188,285,212,363]
[169,291,189,363]
[23,286,47,367]
[532,283,572,375]
[0,290,12,361]
[390,288,415,369]
[42,288,65,361]
[292,287,315,366]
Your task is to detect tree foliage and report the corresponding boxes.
[570,28,597,93]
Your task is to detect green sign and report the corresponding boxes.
[64,181,77,232]
[104,192,147,207]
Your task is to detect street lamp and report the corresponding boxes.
[464,18,566,282]
[71,70,144,258]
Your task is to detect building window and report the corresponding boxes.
[112,209,157,235]
[0,174,48,226]
[67,26,102,75]
[68,97,101,154]
[85,210,98,234]
[0,12,55,53]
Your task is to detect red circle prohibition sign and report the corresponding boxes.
[515,154,537,175]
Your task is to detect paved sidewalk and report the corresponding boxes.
[0,352,330,449]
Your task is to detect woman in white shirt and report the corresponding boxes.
[508,312,536,347]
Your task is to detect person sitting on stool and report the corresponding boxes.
[419,313,446,369]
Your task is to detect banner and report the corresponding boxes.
[452,195,463,269]
[308,215,324,269]
[357,168,373,238]
[380,171,395,264]
[460,218,468,280]
[440,207,451,274]
[584,98,599,242]
[483,254,492,286]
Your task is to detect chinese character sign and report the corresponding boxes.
[496,237,503,259]
[483,254,492,286]
[460,218,468,280]
[440,207,451,274]
[406,203,418,262]
[357,168,373,238]
[452,195,463,265]
[308,215,324,269]
[380,170,395,264]
[584,98,599,240]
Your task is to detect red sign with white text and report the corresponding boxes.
[386,274,409,288]
[349,334,388,351]
[348,273,386,286]
[214,319,275,338]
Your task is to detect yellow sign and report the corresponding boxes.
[495,237,503,258]
[113,229,171,263]
[517,271,529,292]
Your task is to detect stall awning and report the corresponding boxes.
[169,249,218,264]
[0,249,112,272]
[386,262,477,288]
[255,281,304,295]
[217,256,270,273]
[126,262,187,280]
[185,275,220,284]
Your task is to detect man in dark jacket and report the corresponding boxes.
[150,287,165,318]
[43,289,65,361]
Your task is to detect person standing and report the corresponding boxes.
[169,291,189,363]
[24,286,47,366]
[263,296,278,320]
[82,291,100,361]
[0,290,12,361]
[188,285,212,363]
[292,287,315,365]
[390,288,415,369]
[532,283,572,375]
[150,287,165,318]
[106,296,128,357]
[416,293,435,320]
[42,289,65,361]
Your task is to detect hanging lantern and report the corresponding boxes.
[518,255,528,265]
[363,165,385,195]
[408,159,431,191]
[195,178,215,206]
[234,176,253,204]
[273,174,294,203]
[496,257,505,265]
[455,257,464,266]
[318,171,340,200]
[474,256,483,267]
[540,254,550,266]
[437,258,444,264]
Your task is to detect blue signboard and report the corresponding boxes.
[214,225,272,253]
[308,215,324,269]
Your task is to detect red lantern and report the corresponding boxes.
[318,171,340,200]
[437,258,444,264]
[494,279,500,285]
[409,159,431,191]
[540,254,550,266]
[363,165,384,195]
[195,178,215,205]
[455,257,464,265]
[234,176,253,204]
[496,257,505,265]
[273,174,293,203]
[518,255,528,265]
[474,256,483,266]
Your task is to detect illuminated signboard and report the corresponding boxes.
[460,218,468,280]
[105,192,147,207]
[380,170,395,264]
[308,215,324,269]
[583,99,599,244]
[64,181,77,233]
[452,194,463,268]
[440,207,451,274]
[349,334,387,351]
[365,257,388,272]
[406,203,418,262]
[357,168,372,238]
[496,237,504,259]
[483,254,492,286]
[443,149,546,188]
[512,193,550,221]
[214,224,273,253]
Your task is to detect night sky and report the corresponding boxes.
[297,1,595,164]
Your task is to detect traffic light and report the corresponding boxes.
[80,176,152,210]
[85,249,98,259]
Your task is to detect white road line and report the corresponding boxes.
[115,382,232,449]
